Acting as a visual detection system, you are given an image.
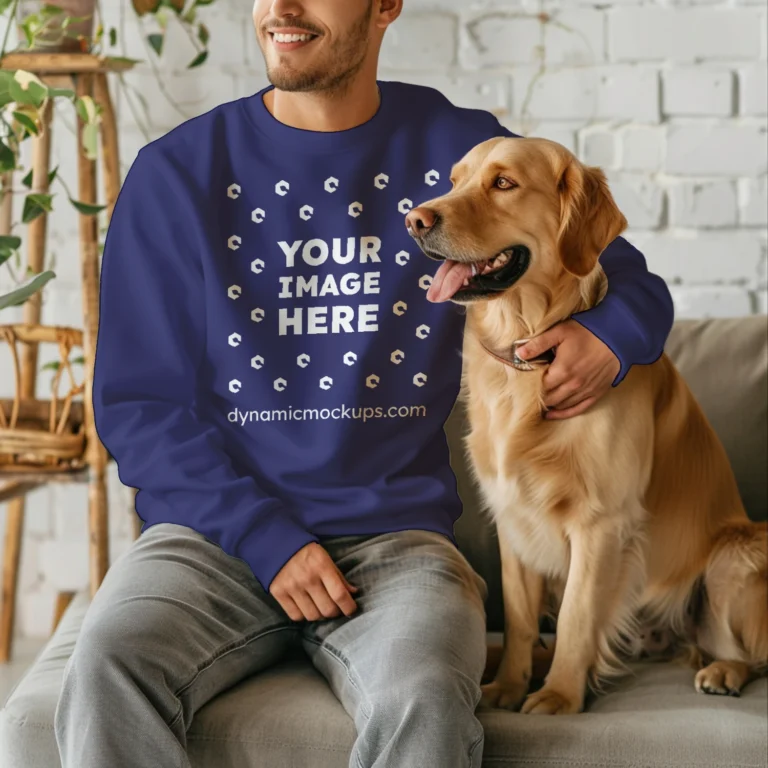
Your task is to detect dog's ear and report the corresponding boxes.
[556,158,627,277]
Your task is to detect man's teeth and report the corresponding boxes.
[274,32,314,42]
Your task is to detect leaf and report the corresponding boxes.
[0,271,56,311]
[197,22,209,46]
[41,360,60,371]
[188,50,207,69]
[69,197,105,216]
[12,70,48,104]
[0,142,16,173]
[109,27,117,46]
[82,122,98,160]
[20,18,37,49]
[0,71,14,107]
[22,193,54,223]
[21,165,58,189]
[39,4,65,18]
[0,0,15,13]
[12,107,39,136]
[147,33,164,56]
[47,87,75,99]
[0,235,21,268]
[103,55,142,66]
[0,235,22,251]
[75,94,99,123]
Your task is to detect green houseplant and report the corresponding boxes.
[0,0,218,319]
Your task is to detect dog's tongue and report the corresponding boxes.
[427,259,474,303]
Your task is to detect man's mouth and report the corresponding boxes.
[269,30,320,50]
[424,247,531,303]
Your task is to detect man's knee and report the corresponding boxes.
[58,600,177,715]
[365,658,484,744]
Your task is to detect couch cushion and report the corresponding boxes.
[2,592,766,768]
[664,317,767,522]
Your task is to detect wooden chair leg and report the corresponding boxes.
[0,101,54,663]
[51,590,75,634]
[88,466,109,596]
[77,72,110,595]
[93,72,120,222]
[130,487,141,541]
[97,73,133,555]
[0,499,24,663]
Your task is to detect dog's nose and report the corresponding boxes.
[405,206,437,237]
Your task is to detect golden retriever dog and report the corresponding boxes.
[405,136,768,715]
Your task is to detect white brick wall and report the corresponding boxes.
[1,0,766,638]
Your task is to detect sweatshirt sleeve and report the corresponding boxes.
[571,236,675,386]
[93,145,319,591]
[485,118,674,387]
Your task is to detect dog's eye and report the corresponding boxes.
[495,176,518,190]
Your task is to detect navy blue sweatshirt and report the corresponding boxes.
[93,80,674,590]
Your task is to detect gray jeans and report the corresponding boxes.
[54,523,489,768]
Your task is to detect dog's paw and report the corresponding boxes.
[695,661,748,697]
[521,686,582,715]
[479,680,528,711]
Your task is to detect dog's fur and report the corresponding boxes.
[410,137,768,715]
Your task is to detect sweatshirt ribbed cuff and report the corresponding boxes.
[239,512,319,592]
[571,299,648,387]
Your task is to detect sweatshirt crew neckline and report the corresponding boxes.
[241,80,395,153]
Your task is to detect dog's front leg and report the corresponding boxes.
[480,532,544,710]
[522,523,619,715]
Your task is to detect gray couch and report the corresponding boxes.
[2,316,767,767]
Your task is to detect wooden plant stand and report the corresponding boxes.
[0,53,135,662]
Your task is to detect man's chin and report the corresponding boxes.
[266,69,325,92]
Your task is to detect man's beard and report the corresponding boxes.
[264,1,373,94]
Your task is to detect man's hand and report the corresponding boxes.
[516,320,620,420]
[270,542,359,621]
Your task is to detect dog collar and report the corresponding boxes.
[477,329,557,372]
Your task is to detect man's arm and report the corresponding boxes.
[491,121,674,385]
[93,145,319,592]
[572,236,674,386]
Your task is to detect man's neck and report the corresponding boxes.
[262,76,381,134]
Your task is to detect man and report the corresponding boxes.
[54,1,674,766]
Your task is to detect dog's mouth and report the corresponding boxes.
[424,246,531,303]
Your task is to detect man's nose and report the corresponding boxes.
[405,206,438,237]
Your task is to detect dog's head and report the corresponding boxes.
[406,137,628,304]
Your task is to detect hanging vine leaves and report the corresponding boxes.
[188,50,207,68]
[147,32,164,56]
[12,105,40,136]
[0,271,56,310]
[21,166,59,189]
[69,198,106,216]
[0,142,16,173]
[22,193,54,223]
[0,236,21,267]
